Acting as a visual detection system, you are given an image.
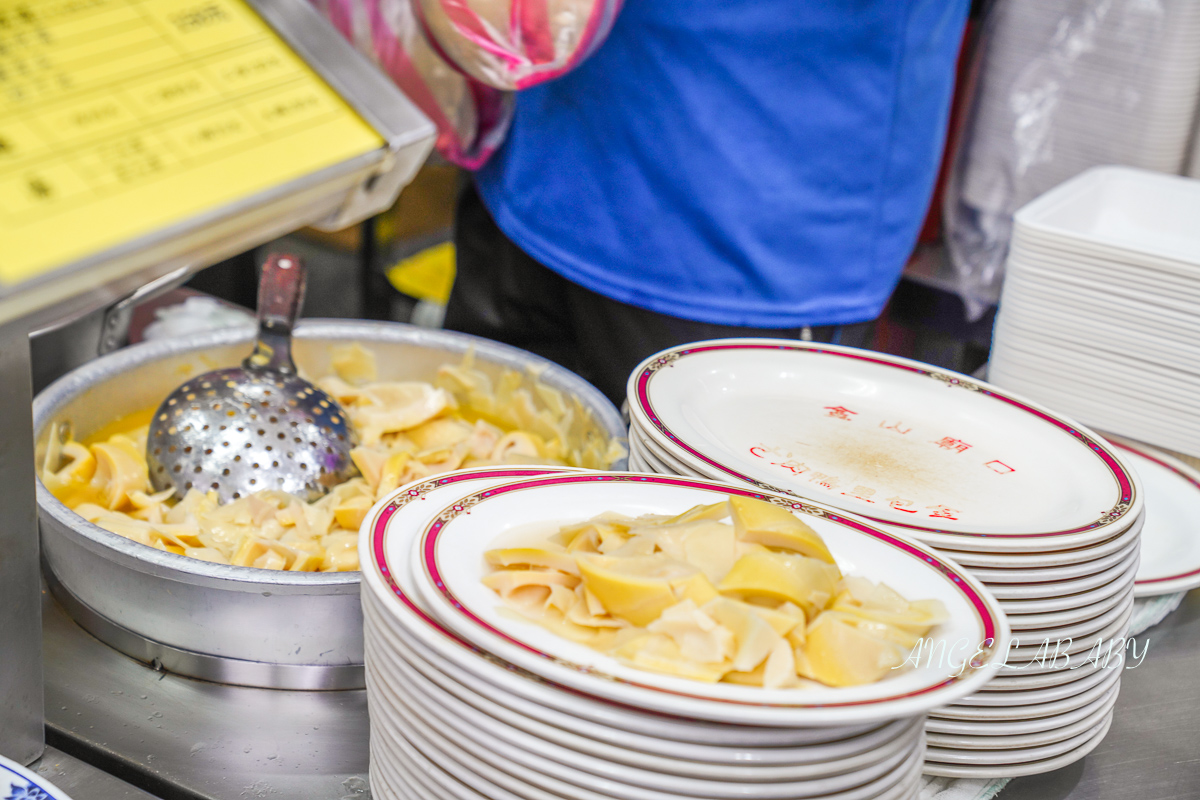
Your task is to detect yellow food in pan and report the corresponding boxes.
[42,345,623,572]
[483,496,947,688]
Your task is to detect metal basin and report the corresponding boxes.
[34,320,625,690]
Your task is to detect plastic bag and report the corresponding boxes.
[942,0,1200,320]
[414,0,624,90]
[313,0,514,168]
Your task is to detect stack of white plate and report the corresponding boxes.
[989,166,1200,459]
[358,466,1009,800]
[625,338,1146,777]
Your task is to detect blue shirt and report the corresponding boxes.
[475,0,969,327]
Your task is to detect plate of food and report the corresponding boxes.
[401,472,1009,725]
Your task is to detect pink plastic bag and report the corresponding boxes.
[313,0,513,168]
[413,0,624,90]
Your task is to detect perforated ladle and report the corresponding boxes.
[147,254,357,503]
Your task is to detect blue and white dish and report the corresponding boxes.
[0,754,73,800]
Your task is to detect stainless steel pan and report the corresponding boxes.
[34,320,625,690]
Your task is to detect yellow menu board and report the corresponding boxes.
[0,0,385,285]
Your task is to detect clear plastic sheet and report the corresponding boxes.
[313,0,514,168]
[414,0,625,90]
[943,0,1200,319]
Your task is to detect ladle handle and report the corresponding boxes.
[244,253,306,374]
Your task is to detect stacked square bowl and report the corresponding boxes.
[990,166,1200,460]
[358,466,1009,798]
[625,339,1144,776]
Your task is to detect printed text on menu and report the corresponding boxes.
[0,0,383,284]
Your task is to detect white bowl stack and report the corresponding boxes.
[625,339,1144,777]
[990,166,1200,460]
[358,466,1010,799]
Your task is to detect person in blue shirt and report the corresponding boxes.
[445,0,970,404]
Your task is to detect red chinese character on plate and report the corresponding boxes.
[842,485,876,503]
[809,472,839,490]
[879,421,912,434]
[776,459,810,476]
[886,496,919,513]
[985,460,1016,474]
[932,437,972,454]
[927,505,961,520]
[823,406,857,421]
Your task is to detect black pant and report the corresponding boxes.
[445,185,875,405]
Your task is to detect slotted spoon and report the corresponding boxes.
[147,254,357,503]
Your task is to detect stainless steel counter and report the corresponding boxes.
[1004,590,1200,799]
[31,747,160,800]
[43,589,369,800]
[43,580,1200,800]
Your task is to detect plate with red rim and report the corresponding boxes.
[1102,435,1200,596]
[626,339,1142,551]
[358,466,900,749]
[402,471,1009,725]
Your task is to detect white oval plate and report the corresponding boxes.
[922,713,1112,778]
[1105,437,1200,596]
[995,561,1138,615]
[983,658,1105,692]
[933,665,1121,722]
[964,662,1109,705]
[1003,602,1133,663]
[926,682,1117,735]
[964,537,1139,584]
[985,554,1136,599]
[410,472,1009,725]
[924,711,1112,765]
[931,515,1142,569]
[925,686,1117,750]
[363,594,923,774]
[1003,586,1129,630]
[627,340,1140,547]
[371,661,924,799]
[359,467,891,750]
[0,754,75,800]
[1007,588,1133,641]
[631,424,706,477]
[367,666,926,800]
